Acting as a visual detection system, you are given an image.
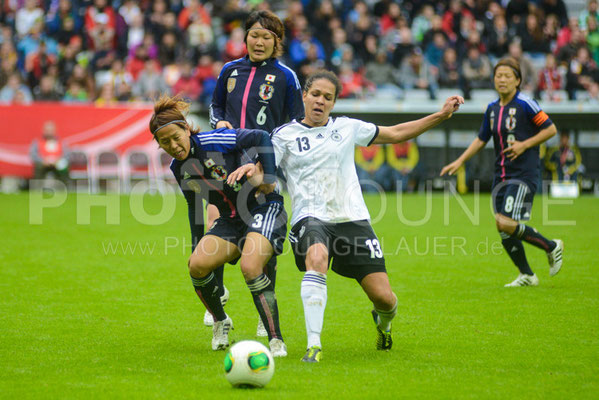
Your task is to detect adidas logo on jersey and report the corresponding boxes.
[316,133,324,139]
[231,69,239,76]
[183,172,191,180]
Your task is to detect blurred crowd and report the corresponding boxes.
[1,0,598,107]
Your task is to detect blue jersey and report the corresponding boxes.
[209,56,304,131]
[170,128,283,247]
[478,91,553,187]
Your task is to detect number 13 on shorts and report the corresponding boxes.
[365,239,383,258]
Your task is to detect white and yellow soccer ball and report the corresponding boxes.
[224,340,274,388]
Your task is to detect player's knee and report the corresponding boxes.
[495,219,512,234]
[372,289,396,310]
[239,257,262,281]
[305,251,328,273]
[188,254,208,277]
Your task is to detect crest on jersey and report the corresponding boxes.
[204,158,215,168]
[227,78,236,93]
[211,166,227,181]
[505,108,517,131]
[259,83,274,100]
[265,74,276,82]
[331,130,342,142]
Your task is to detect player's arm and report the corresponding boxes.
[440,138,487,176]
[209,68,232,129]
[172,164,205,251]
[373,96,464,144]
[234,129,277,184]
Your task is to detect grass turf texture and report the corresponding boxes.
[1,191,598,399]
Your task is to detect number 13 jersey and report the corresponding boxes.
[272,117,379,225]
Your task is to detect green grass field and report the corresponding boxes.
[1,191,598,399]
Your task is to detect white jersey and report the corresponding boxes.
[272,116,379,226]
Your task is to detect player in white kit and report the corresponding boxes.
[228,70,463,362]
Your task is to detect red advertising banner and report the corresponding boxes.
[0,102,158,178]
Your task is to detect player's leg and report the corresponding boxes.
[203,204,227,327]
[188,234,240,350]
[359,272,397,351]
[241,202,288,356]
[289,217,330,362]
[240,232,286,356]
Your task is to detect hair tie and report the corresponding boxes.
[246,27,280,40]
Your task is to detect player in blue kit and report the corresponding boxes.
[149,95,288,356]
[441,57,564,287]
[206,10,304,334]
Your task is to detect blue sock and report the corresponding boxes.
[513,224,556,253]
[500,232,534,275]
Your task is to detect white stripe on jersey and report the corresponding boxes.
[517,93,541,113]
[278,61,301,90]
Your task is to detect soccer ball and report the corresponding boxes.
[224,340,274,388]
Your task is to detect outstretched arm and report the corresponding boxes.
[373,96,464,144]
[440,137,487,176]
[503,123,557,161]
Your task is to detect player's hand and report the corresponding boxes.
[216,120,233,129]
[440,160,462,176]
[503,140,528,161]
[226,161,265,188]
[440,95,464,119]
[255,182,276,196]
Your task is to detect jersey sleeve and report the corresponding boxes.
[271,130,286,169]
[477,105,492,142]
[235,129,277,184]
[285,71,304,121]
[523,98,553,130]
[351,118,379,147]
[209,66,230,129]
[197,128,237,153]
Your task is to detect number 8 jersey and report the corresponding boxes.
[272,117,379,225]
[478,91,553,188]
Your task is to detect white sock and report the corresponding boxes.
[374,294,398,332]
[301,271,327,349]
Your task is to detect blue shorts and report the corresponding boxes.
[492,180,535,221]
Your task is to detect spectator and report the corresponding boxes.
[29,120,69,183]
[133,58,169,101]
[411,5,435,45]
[557,26,587,65]
[46,0,83,45]
[587,16,599,64]
[311,0,337,58]
[438,47,461,89]
[0,73,33,103]
[579,0,599,31]
[442,0,474,43]
[96,59,133,97]
[364,50,403,99]
[63,81,89,102]
[84,0,117,51]
[508,40,537,91]
[461,46,492,97]
[536,53,564,101]
[380,2,403,36]
[15,0,44,38]
[545,130,582,182]
[338,62,371,99]
[520,13,551,55]
[118,0,142,26]
[422,15,447,50]
[506,0,529,27]
[158,31,183,67]
[95,82,118,106]
[566,46,599,99]
[540,0,569,28]
[223,27,246,62]
[425,32,447,68]
[486,15,511,60]
[34,74,62,101]
[67,64,95,99]
[177,0,211,31]
[389,24,415,68]
[289,28,326,67]
[126,13,145,51]
[172,60,201,100]
[399,47,438,99]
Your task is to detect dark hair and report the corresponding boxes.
[493,57,522,89]
[304,70,343,100]
[149,95,198,139]
[244,10,285,58]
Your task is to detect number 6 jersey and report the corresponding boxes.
[272,117,379,225]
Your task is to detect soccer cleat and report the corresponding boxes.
[547,239,563,277]
[372,310,393,350]
[211,315,233,351]
[203,286,230,327]
[301,346,322,363]
[269,338,288,357]
[504,273,539,287]
[256,317,268,337]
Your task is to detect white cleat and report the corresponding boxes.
[269,338,287,357]
[203,286,230,327]
[256,317,268,337]
[547,239,563,277]
[504,273,539,287]
[212,315,233,351]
